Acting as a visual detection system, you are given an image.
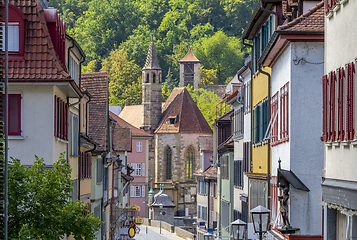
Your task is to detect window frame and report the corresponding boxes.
[136,141,143,152]
[8,93,23,137]
[185,146,195,181]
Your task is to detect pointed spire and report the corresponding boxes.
[179,45,201,63]
[143,33,161,70]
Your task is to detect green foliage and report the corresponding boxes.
[105,49,142,108]
[82,59,99,73]
[186,85,221,127]
[194,31,246,84]
[162,68,178,102]
[8,153,102,240]
[200,66,218,85]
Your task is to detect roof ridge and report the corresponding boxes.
[82,71,108,75]
[278,1,324,30]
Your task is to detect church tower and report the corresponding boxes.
[142,33,162,133]
[179,46,201,89]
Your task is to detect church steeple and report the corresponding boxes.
[141,33,162,133]
[143,33,161,70]
[179,45,201,90]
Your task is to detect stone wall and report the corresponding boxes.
[200,85,226,98]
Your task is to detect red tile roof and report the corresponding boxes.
[194,166,217,179]
[112,125,132,152]
[109,111,152,138]
[8,0,70,80]
[81,72,108,151]
[155,87,213,134]
[179,45,201,63]
[199,136,213,152]
[278,1,324,32]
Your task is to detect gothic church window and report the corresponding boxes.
[146,73,149,83]
[165,146,172,180]
[153,73,156,83]
[186,146,195,180]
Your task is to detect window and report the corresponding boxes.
[221,155,229,180]
[69,55,79,84]
[8,94,22,136]
[165,146,172,180]
[200,153,204,171]
[1,24,19,52]
[243,142,251,172]
[130,185,145,198]
[69,113,79,156]
[96,156,103,184]
[271,82,289,145]
[71,180,78,201]
[252,99,268,144]
[252,15,275,73]
[128,163,145,176]
[234,160,243,188]
[54,95,68,141]
[185,146,195,180]
[146,74,149,83]
[221,201,230,228]
[94,206,101,220]
[249,179,267,210]
[136,141,142,152]
[197,205,208,221]
[153,73,156,83]
[244,81,251,113]
[233,106,244,139]
[210,182,216,197]
[197,179,208,195]
[80,152,92,179]
[322,63,355,142]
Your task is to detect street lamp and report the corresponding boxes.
[159,203,163,234]
[192,221,197,240]
[203,232,214,240]
[231,219,247,240]
[250,205,271,240]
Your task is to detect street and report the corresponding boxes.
[132,225,187,240]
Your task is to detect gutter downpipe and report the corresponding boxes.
[258,67,271,211]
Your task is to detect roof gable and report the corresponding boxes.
[179,46,201,63]
[155,87,212,134]
[8,0,70,80]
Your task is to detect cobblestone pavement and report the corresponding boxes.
[132,225,188,240]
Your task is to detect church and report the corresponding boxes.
[120,34,213,216]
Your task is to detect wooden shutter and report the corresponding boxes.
[286,83,289,138]
[330,71,336,141]
[64,103,68,140]
[347,62,355,140]
[351,62,355,140]
[338,68,345,141]
[141,163,145,176]
[322,75,328,141]
[8,94,21,136]
[130,186,135,197]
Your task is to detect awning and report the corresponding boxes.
[278,168,309,192]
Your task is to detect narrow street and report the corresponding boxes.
[132,225,187,240]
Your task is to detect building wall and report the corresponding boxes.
[290,41,324,235]
[8,85,67,166]
[251,68,270,175]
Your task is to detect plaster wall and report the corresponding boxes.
[234,137,243,159]
[80,178,91,196]
[221,152,234,237]
[324,0,357,183]
[130,195,146,218]
[233,187,243,211]
[128,139,147,183]
[69,156,78,180]
[203,152,213,171]
[252,144,268,174]
[271,44,291,177]
[290,42,324,235]
[325,0,357,74]
[8,85,66,166]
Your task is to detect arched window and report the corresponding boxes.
[185,146,195,180]
[165,146,172,180]
[153,73,156,83]
[146,73,150,83]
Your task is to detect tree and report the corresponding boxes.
[162,68,177,102]
[194,31,246,84]
[8,154,102,240]
[186,85,222,127]
[104,49,142,108]
[82,59,99,73]
[200,66,218,85]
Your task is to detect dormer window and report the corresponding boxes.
[2,4,26,58]
[169,117,175,125]
[1,24,19,52]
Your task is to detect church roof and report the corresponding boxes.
[143,34,161,70]
[179,45,201,63]
[155,87,213,134]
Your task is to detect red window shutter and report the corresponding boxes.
[330,71,336,141]
[54,95,57,137]
[88,153,92,178]
[280,88,283,140]
[351,62,355,140]
[322,75,329,141]
[81,152,84,179]
[338,68,345,141]
[8,94,22,136]
[347,62,355,140]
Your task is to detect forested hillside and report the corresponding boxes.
[49,0,258,107]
